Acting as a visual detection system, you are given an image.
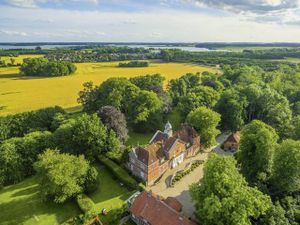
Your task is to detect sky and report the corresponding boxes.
[0,0,300,42]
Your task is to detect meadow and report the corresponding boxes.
[0,60,216,116]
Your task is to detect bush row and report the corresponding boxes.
[98,155,138,190]
[171,160,204,186]
[118,60,149,67]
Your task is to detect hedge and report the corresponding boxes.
[171,160,204,186]
[98,155,138,189]
[76,194,95,215]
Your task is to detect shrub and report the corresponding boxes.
[84,166,99,194]
[118,61,149,67]
[171,160,204,186]
[76,194,96,215]
[98,155,138,189]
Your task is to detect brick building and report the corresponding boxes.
[127,191,197,225]
[128,122,200,185]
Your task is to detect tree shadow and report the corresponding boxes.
[0,73,55,80]
[0,73,21,79]
[174,190,198,223]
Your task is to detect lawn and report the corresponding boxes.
[0,165,136,225]
[0,61,216,115]
[0,177,80,225]
[88,165,135,224]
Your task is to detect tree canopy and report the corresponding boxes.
[238,120,279,185]
[190,154,271,225]
[187,106,220,147]
[34,149,97,203]
[20,58,76,77]
[271,139,300,195]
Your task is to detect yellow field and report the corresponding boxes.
[1,54,43,64]
[0,61,216,115]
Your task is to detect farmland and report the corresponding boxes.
[0,60,216,115]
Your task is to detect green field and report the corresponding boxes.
[0,60,216,116]
[0,165,134,225]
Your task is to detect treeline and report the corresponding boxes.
[118,61,149,67]
[45,46,158,63]
[195,42,300,49]
[0,106,124,187]
[78,73,169,133]
[20,58,76,76]
[160,48,300,71]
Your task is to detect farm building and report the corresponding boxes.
[223,131,240,152]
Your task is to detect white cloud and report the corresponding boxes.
[0,29,28,36]
[191,0,300,25]
[1,4,300,42]
[4,0,99,8]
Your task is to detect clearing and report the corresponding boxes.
[0,61,216,115]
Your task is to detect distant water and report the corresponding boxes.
[0,44,212,52]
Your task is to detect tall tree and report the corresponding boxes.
[187,106,221,148]
[271,139,300,195]
[97,106,128,142]
[216,88,248,131]
[190,154,271,225]
[34,149,97,203]
[238,120,279,185]
[178,86,220,117]
[53,114,107,161]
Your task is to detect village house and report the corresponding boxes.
[223,131,240,152]
[127,191,197,225]
[128,122,200,185]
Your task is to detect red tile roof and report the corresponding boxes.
[163,197,182,212]
[174,124,199,144]
[129,191,197,225]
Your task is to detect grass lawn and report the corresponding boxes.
[126,130,153,147]
[0,61,216,116]
[0,177,80,225]
[0,165,137,225]
[89,165,135,224]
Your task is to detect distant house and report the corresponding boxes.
[223,131,240,152]
[128,122,200,185]
[127,191,197,225]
